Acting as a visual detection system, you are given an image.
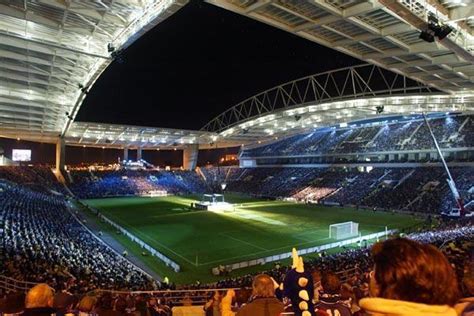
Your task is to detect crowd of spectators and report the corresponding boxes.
[68,169,206,199]
[1,219,471,315]
[225,166,473,214]
[243,114,473,157]
[0,166,66,195]
[0,180,157,293]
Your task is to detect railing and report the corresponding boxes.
[0,275,37,292]
[216,230,394,272]
[336,266,363,283]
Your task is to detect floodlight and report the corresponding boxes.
[78,84,89,94]
[419,29,435,42]
[420,13,452,42]
[436,25,452,40]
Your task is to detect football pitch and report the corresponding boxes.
[82,194,423,284]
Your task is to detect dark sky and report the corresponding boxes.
[77,0,361,130]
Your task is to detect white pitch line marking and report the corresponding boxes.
[219,233,268,251]
[103,212,198,266]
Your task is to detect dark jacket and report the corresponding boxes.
[23,307,56,316]
[315,294,352,316]
[236,297,284,316]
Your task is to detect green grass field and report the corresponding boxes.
[81,194,422,284]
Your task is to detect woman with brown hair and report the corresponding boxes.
[360,237,460,316]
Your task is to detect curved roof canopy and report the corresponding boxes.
[0,0,188,138]
[206,0,474,92]
[202,64,474,144]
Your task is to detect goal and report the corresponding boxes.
[329,221,359,240]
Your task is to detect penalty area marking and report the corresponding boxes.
[219,233,268,251]
[199,235,331,267]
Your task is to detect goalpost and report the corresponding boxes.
[329,221,359,240]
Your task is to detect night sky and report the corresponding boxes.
[77,0,361,130]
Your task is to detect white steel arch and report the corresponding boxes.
[201,64,474,143]
[202,64,434,132]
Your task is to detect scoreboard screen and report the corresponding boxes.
[12,149,31,162]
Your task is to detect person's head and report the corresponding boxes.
[25,284,54,309]
[340,283,354,300]
[321,271,341,295]
[114,298,127,313]
[236,287,252,306]
[97,293,113,310]
[252,274,275,298]
[0,291,25,314]
[77,295,97,313]
[148,297,157,307]
[53,292,75,313]
[370,238,460,306]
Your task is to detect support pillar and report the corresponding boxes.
[123,148,129,161]
[137,147,142,161]
[55,137,66,183]
[183,144,199,170]
[56,137,65,173]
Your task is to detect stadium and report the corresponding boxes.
[0,1,473,316]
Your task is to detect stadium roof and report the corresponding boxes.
[201,64,474,143]
[1,0,474,150]
[65,122,224,149]
[206,0,474,92]
[0,0,188,139]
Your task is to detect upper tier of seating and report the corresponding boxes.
[243,114,474,157]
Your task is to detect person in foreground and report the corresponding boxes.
[23,283,56,316]
[236,274,284,316]
[359,237,460,316]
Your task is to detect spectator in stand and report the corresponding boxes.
[53,292,75,316]
[456,259,474,316]
[221,289,236,316]
[360,238,460,316]
[23,283,56,316]
[204,291,222,316]
[95,293,115,316]
[340,283,361,316]
[76,295,97,316]
[314,271,352,316]
[0,291,25,316]
[236,274,284,316]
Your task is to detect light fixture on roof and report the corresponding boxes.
[78,84,89,95]
[420,14,453,42]
[108,43,125,63]
[65,112,73,120]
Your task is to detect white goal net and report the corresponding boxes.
[329,221,359,240]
